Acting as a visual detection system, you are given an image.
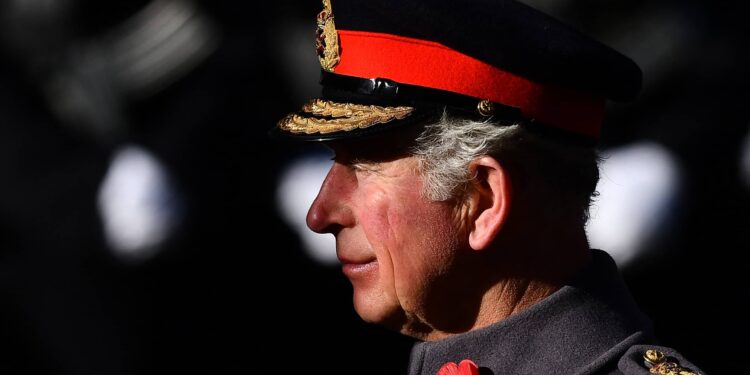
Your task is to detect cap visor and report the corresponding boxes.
[272,99,436,141]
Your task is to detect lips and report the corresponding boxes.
[336,237,377,279]
[339,256,378,278]
[337,253,373,264]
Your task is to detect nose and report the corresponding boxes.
[306,162,355,234]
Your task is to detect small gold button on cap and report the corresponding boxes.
[477,100,495,117]
[644,350,666,367]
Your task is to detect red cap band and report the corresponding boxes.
[333,30,605,138]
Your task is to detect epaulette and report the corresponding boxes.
[618,345,704,374]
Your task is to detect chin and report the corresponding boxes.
[351,288,405,328]
[354,295,436,340]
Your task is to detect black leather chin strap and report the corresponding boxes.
[318,70,596,147]
[319,70,525,121]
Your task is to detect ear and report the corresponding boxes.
[466,156,512,251]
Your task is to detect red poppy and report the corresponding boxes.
[437,359,479,375]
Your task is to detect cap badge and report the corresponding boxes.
[316,0,340,72]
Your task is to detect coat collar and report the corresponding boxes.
[408,250,653,375]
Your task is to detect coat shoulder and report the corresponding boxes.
[615,344,704,374]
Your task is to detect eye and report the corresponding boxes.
[351,159,381,174]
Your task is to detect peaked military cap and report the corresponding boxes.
[274,0,641,143]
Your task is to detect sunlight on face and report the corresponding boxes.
[306,147,464,334]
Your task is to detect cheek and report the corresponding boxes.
[385,194,460,292]
[363,188,428,254]
[357,188,421,280]
[363,190,399,244]
[396,208,458,275]
[356,180,461,309]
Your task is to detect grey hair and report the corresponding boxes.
[411,112,600,224]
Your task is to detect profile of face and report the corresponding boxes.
[306,141,467,336]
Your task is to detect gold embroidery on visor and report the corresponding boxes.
[277,99,415,135]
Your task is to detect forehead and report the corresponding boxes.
[327,140,408,164]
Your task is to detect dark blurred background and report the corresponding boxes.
[0,0,747,374]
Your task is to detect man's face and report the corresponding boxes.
[306,142,464,334]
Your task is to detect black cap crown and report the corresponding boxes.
[274,0,641,142]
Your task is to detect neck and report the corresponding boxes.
[408,224,592,342]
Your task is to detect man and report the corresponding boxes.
[273,0,703,374]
